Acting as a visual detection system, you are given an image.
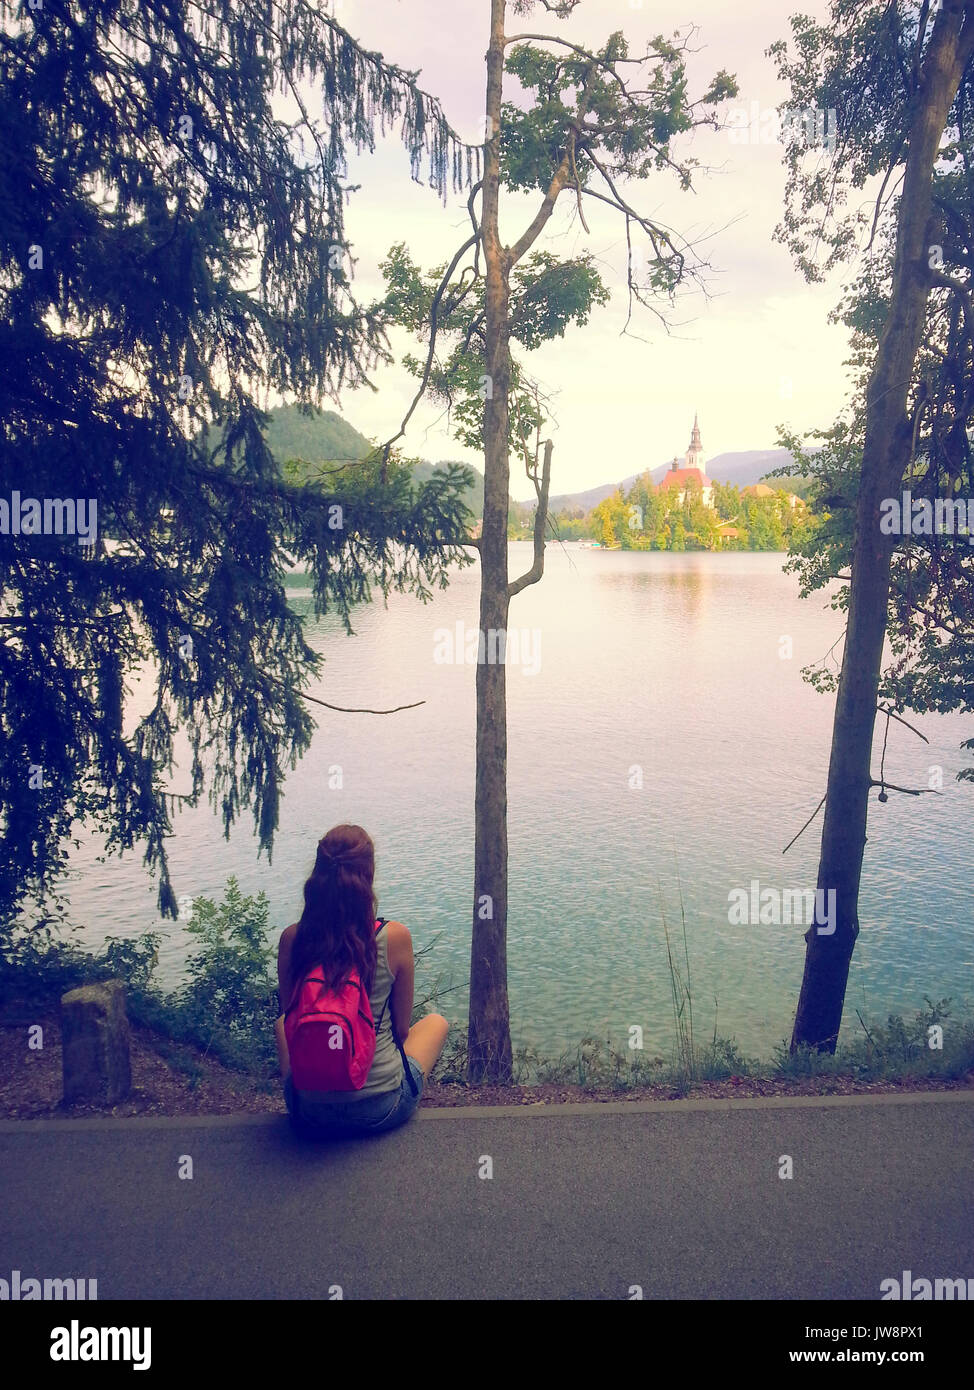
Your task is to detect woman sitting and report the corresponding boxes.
[275,823,448,1137]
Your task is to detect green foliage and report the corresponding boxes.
[573,472,808,552]
[379,241,610,461]
[774,999,973,1082]
[848,998,955,1071]
[175,878,279,1069]
[502,30,735,197]
[768,3,920,280]
[437,1003,973,1091]
[0,879,280,1074]
[543,509,591,541]
[745,500,785,552]
[256,404,483,540]
[770,3,974,773]
[1,877,468,1079]
[452,1030,758,1092]
[0,926,163,1014]
[409,459,485,518]
[591,492,627,548]
[777,421,861,699]
[510,252,611,349]
[771,1038,845,1079]
[0,2,480,927]
[711,480,739,520]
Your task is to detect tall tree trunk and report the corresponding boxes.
[468,0,514,1083]
[791,1,974,1051]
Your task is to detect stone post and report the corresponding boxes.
[61,980,131,1104]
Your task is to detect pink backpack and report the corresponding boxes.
[284,919,417,1094]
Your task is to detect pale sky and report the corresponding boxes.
[311,0,860,500]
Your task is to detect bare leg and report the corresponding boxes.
[402,1013,449,1077]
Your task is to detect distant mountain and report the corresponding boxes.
[673,449,812,490]
[537,473,639,514]
[541,448,814,512]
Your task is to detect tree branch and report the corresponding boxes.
[507,150,573,266]
[869,780,940,796]
[300,692,426,715]
[378,233,478,473]
[877,705,930,743]
[504,33,642,64]
[508,438,552,598]
[782,793,826,854]
[467,179,484,276]
[568,131,590,233]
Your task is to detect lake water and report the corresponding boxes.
[61,544,974,1059]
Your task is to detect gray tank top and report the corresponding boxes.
[294,921,404,1104]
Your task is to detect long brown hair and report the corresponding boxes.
[286,825,378,1008]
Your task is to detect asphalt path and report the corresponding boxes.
[1,1092,972,1299]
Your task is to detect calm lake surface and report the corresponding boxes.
[62,544,974,1058]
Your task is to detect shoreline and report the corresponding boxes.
[3,998,971,1122]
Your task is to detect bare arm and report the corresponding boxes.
[275,926,297,1079]
[385,920,414,1043]
[277,925,296,1013]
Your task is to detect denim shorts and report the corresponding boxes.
[285,1057,424,1139]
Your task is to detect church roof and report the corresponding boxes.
[659,466,712,490]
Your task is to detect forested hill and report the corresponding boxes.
[265,406,372,468]
[260,405,486,516]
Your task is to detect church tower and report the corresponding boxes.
[685,412,703,470]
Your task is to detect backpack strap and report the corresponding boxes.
[374,917,420,1098]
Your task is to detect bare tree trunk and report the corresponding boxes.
[468,0,514,1083]
[791,1,974,1050]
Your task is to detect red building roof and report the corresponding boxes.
[658,466,712,491]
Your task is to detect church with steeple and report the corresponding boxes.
[657,413,714,507]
